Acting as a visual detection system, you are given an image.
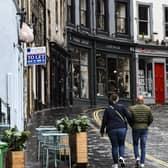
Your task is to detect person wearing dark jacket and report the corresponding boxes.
[100,93,132,168]
[129,95,153,168]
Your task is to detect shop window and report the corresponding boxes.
[96,52,130,98]
[67,0,75,24]
[72,48,89,99]
[96,0,108,31]
[164,7,168,37]
[138,58,153,97]
[80,0,90,27]
[96,52,106,96]
[108,57,130,98]
[116,2,128,34]
[138,4,151,37]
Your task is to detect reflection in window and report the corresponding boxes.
[80,0,89,27]
[114,57,130,98]
[72,48,89,99]
[96,52,130,98]
[116,2,128,34]
[96,52,106,96]
[96,0,107,31]
[138,58,153,97]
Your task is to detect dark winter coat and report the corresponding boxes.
[100,103,132,134]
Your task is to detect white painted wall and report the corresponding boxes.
[132,0,168,43]
[0,0,24,130]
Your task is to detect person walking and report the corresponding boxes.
[129,95,153,168]
[100,93,132,168]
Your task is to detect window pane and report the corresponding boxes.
[81,65,89,98]
[72,63,80,98]
[138,59,153,97]
[139,5,148,20]
[166,24,168,36]
[97,69,106,96]
[96,0,105,30]
[96,52,106,67]
[139,21,148,35]
[80,0,88,27]
[81,11,86,26]
[80,49,88,65]
[96,51,106,96]
[165,7,168,22]
[116,3,127,33]
[81,0,86,10]
[72,48,89,99]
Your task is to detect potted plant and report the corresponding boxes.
[1,126,30,168]
[55,115,89,165]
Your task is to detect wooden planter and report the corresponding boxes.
[70,132,88,164]
[6,151,25,168]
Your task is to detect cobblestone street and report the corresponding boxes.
[26,105,168,168]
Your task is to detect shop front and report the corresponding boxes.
[67,31,135,106]
[135,46,168,104]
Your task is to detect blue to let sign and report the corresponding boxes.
[27,54,46,65]
[26,47,46,66]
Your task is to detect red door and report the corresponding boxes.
[155,63,165,103]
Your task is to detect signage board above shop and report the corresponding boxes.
[25,46,46,66]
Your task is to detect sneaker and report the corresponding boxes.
[119,157,126,167]
[135,158,140,168]
[140,164,144,167]
[113,164,118,168]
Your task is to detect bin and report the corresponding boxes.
[0,141,8,168]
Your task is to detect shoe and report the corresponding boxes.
[113,164,118,168]
[140,164,144,167]
[119,157,126,167]
[135,158,140,168]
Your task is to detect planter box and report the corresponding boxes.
[6,151,25,168]
[70,132,88,164]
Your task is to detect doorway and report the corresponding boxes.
[155,63,165,104]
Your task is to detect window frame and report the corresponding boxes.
[80,0,90,28]
[96,0,109,32]
[115,0,129,36]
[137,3,152,39]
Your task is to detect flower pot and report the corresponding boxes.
[70,132,88,164]
[6,151,25,168]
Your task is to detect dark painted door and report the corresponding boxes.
[155,63,165,104]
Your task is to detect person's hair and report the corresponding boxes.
[136,95,144,104]
[109,93,119,104]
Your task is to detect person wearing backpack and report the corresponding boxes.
[100,93,132,168]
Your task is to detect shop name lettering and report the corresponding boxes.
[106,45,120,49]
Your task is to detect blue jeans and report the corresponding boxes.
[108,128,127,164]
[132,129,148,164]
